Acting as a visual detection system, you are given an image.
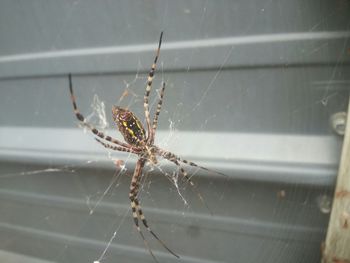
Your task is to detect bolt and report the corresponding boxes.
[330,112,347,136]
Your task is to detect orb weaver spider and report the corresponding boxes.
[69,32,224,262]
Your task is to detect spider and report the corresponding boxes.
[69,32,224,262]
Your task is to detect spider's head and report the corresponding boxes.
[112,106,129,122]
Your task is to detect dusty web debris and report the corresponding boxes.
[155,164,189,207]
[86,94,109,130]
[171,171,189,206]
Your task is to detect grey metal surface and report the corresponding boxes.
[1,32,349,78]
[0,127,342,185]
[0,1,349,263]
[0,161,331,263]
[0,250,54,263]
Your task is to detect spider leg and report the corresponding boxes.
[157,148,227,177]
[144,32,163,141]
[130,158,179,259]
[68,74,130,149]
[129,159,158,261]
[149,82,165,145]
[94,138,138,153]
[136,200,179,258]
[165,157,213,215]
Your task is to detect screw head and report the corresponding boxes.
[330,112,347,136]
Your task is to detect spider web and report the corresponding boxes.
[0,1,349,263]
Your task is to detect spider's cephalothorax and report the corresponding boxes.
[69,32,225,263]
[112,106,146,146]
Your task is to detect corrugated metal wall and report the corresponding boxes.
[0,1,349,262]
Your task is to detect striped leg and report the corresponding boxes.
[165,157,212,214]
[134,198,179,259]
[68,74,130,149]
[129,158,179,260]
[129,159,158,262]
[149,82,165,144]
[144,32,163,141]
[158,148,227,177]
[94,138,136,153]
[164,156,194,186]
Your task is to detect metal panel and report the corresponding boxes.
[0,1,349,263]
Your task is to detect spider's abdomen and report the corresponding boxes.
[112,106,146,146]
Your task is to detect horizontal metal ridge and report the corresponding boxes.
[1,31,348,63]
[0,31,349,78]
[0,189,325,242]
[0,127,341,185]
